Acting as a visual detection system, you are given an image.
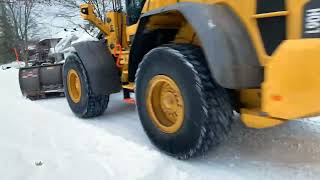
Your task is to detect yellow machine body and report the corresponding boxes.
[140,0,309,65]
[263,39,320,120]
[80,0,320,129]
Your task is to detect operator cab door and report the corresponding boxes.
[125,0,146,25]
[255,0,287,56]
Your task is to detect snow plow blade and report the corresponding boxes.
[19,64,64,100]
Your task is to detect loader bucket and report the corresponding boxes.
[19,64,64,100]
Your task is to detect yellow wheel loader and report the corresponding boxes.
[62,0,320,159]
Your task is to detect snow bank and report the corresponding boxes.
[1,61,25,70]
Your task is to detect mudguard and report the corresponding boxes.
[129,3,263,89]
[71,40,121,95]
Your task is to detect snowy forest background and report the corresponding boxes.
[0,0,113,64]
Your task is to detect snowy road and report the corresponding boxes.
[1,68,320,180]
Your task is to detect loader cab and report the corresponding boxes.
[125,0,146,25]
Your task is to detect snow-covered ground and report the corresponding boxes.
[1,69,320,180]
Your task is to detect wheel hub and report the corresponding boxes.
[146,75,184,133]
[67,69,81,103]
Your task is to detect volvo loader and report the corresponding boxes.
[63,0,320,159]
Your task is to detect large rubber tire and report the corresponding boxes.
[63,54,109,118]
[135,44,234,159]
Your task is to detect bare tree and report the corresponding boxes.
[4,0,38,65]
[42,0,113,21]
[60,0,113,20]
[44,0,113,37]
[0,3,16,64]
[1,0,116,64]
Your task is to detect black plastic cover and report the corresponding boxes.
[72,40,121,95]
[130,3,263,89]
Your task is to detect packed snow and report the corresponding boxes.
[1,68,320,180]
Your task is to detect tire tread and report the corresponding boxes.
[137,44,234,159]
[64,55,109,118]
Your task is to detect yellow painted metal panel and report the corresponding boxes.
[253,11,288,19]
[142,0,312,65]
[287,0,310,39]
[241,108,285,129]
[263,39,320,119]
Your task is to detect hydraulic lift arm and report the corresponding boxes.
[80,3,110,36]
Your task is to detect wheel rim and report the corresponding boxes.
[67,69,81,103]
[146,75,184,133]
